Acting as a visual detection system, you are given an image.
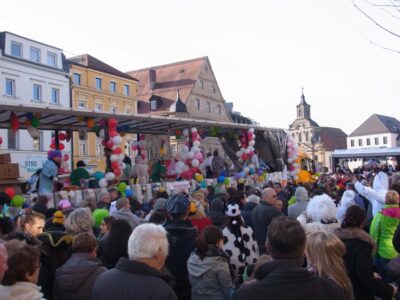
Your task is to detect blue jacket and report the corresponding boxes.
[39,159,58,195]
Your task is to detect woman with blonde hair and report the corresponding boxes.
[306,231,353,300]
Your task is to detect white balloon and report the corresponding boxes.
[105,172,115,181]
[110,154,119,162]
[252,134,256,140]
[112,135,122,145]
[68,190,75,197]
[191,159,199,167]
[191,146,200,153]
[191,127,197,133]
[182,145,189,153]
[245,149,250,154]
[249,140,255,146]
[99,129,105,138]
[99,178,108,188]
[187,152,195,159]
[240,148,246,153]
[183,129,189,137]
[236,151,242,158]
[193,140,201,147]
[249,128,255,133]
[179,151,187,161]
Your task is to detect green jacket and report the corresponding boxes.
[70,167,90,186]
[370,204,400,259]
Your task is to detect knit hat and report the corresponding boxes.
[58,199,72,210]
[295,187,309,202]
[165,194,190,215]
[48,150,62,160]
[53,211,64,224]
[225,203,241,217]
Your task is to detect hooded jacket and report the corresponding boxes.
[55,253,106,300]
[187,247,233,300]
[0,282,45,300]
[288,187,309,220]
[111,208,140,230]
[370,204,400,259]
[208,198,226,229]
[355,172,388,217]
[92,257,177,300]
[334,227,394,300]
[337,190,356,224]
[39,159,58,195]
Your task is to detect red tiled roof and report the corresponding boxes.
[320,127,347,151]
[127,57,206,105]
[68,54,138,81]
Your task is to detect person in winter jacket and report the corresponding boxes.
[352,172,389,217]
[288,186,309,220]
[164,194,197,300]
[334,205,397,300]
[111,198,140,231]
[337,190,356,224]
[208,197,226,229]
[187,225,234,300]
[241,195,259,229]
[222,203,258,280]
[39,150,61,195]
[92,223,177,300]
[370,190,400,281]
[0,244,44,300]
[54,232,106,300]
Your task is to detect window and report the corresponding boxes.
[78,101,86,109]
[73,73,81,85]
[95,77,102,90]
[195,98,200,110]
[383,136,388,144]
[96,140,103,156]
[33,84,42,101]
[217,104,221,115]
[150,100,157,110]
[213,85,217,93]
[51,88,60,104]
[8,129,17,150]
[111,103,118,113]
[350,140,355,147]
[11,42,22,57]
[47,52,57,67]
[5,79,15,96]
[366,138,371,146]
[30,47,40,63]
[200,80,204,89]
[79,140,87,156]
[375,137,379,145]
[206,101,211,112]
[305,132,309,142]
[124,84,130,96]
[358,139,362,146]
[299,133,302,142]
[110,81,116,93]
[95,103,103,111]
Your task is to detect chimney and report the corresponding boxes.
[149,69,156,90]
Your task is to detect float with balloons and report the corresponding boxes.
[130,134,147,161]
[286,135,300,181]
[233,128,257,177]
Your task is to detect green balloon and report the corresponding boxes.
[92,125,100,134]
[31,118,40,128]
[11,195,24,208]
[224,177,230,185]
[118,182,127,192]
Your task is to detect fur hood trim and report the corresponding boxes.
[334,227,376,252]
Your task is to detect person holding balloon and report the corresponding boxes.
[38,150,62,195]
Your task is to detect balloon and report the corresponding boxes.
[111,161,119,169]
[125,189,133,197]
[26,112,34,120]
[200,181,207,188]
[244,167,250,174]
[193,140,201,147]
[113,169,121,176]
[239,171,246,178]
[187,152,194,159]
[191,159,199,167]
[249,140,255,146]
[236,151,242,158]
[94,171,105,180]
[27,126,40,139]
[217,176,225,184]
[11,195,24,208]
[105,172,115,181]
[112,148,122,155]
[224,177,229,185]
[110,154,119,162]
[108,118,118,128]
[4,187,15,199]
[31,118,40,128]
[109,130,118,138]
[195,174,204,182]
[118,182,127,192]
[112,135,122,145]
[58,143,65,150]
[59,132,66,141]
[194,152,203,160]
[249,128,255,133]
[191,127,197,133]
[86,118,95,128]
[182,145,189,153]
[99,129,105,138]
[50,143,55,149]
[139,134,145,141]
[63,154,69,161]
[106,140,114,148]
[99,178,108,188]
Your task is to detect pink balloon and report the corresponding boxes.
[194,152,203,160]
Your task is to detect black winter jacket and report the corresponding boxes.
[92,257,177,300]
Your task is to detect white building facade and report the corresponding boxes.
[0,32,71,178]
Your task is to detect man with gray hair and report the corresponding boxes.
[111,198,139,230]
[92,223,177,300]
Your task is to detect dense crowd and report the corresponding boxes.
[0,166,400,300]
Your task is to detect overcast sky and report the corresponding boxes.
[2,0,399,134]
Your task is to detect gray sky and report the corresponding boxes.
[2,0,399,134]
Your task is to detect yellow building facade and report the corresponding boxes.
[69,54,138,172]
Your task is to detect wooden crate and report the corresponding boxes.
[0,163,20,179]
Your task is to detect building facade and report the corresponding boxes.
[127,57,232,160]
[288,90,347,171]
[0,31,70,178]
[69,54,138,172]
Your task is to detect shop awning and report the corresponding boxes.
[332,147,400,159]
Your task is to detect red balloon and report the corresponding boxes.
[58,133,66,141]
[241,153,248,160]
[101,140,106,147]
[63,154,69,161]
[113,169,121,176]
[113,148,122,155]
[111,161,119,169]
[141,154,146,160]
[58,143,65,150]
[140,134,145,141]
[4,187,15,199]
[108,118,118,128]
[50,143,55,149]
[106,140,114,148]
[109,131,118,138]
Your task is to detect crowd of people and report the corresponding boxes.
[0,164,400,299]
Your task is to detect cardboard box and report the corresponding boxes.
[0,163,20,179]
[0,153,11,164]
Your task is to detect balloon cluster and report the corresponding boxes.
[131,134,147,160]
[10,112,19,132]
[4,187,25,208]
[59,154,70,174]
[103,118,126,177]
[50,131,68,151]
[286,135,300,180]
[175,128,204,179]
[235,128,256,163]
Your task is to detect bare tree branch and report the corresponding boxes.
[388,0,400,13]
[352,0,400,38]
[381,7,400,20]
[362,34,400,52]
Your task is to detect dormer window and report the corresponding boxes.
[11,42,22,57]
[151,99,157,110]
[195,98,200,110]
